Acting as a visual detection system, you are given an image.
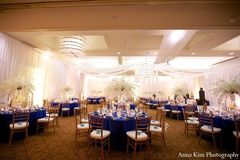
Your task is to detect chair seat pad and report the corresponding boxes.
[9,122,29,130]
[172,110,181,113]
[37,117,54,123]
[126,130,148,141]
[150,125,162,133]
[90,129,110,140]
[163,109,170,112]
[150,120,160,125]
[233,131,240,138]
[81,118,89,123]
[62,108,70,111]
[77,123,89,130]
[188,117,198,121]
[46,113,58,117]
[200,125,221,133]
[186,120,199,125]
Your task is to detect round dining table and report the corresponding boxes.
[52,102,79,116]
[0,108,46,142]
[91,111,147,150]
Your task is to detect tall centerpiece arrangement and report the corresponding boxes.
[105,78,136,102]
[62,86,73,100]
[172,85,188,104]
[0,77,34,107]
[212,76,240,110]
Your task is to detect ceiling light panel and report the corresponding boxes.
[75,56,118,68]
[169,56,234,70]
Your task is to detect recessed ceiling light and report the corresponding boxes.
[229,52,234,55]
[191,52,196,55]
[117,52,121,55]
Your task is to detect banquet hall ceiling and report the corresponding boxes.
[0,0,240,71]
[6,29,240,64]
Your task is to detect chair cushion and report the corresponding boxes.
[200,125,221,133]
[233,131,240,138]
[74,107,80,110]
[90,129,110,140]
[9,122,29,130]
[46,113,58,117]
[81,118,89,123]
[37,117,54,123]
[150,120,160,125]
[62,108,70,111]
[150,125,162,133]
[163,109,170,112]
[186,120,199,125]
[172,110,181,113]
[77,123,89,130]
[126,130,148,141]
[188,117,198,121]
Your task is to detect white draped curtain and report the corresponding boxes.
[203,63,240,107]
[0,33,84,105]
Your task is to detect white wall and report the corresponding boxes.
[83,75,201,99]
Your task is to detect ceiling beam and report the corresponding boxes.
[0,1,239,31]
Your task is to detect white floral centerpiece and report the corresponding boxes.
[212,76,240,109]
[0,77,34,107]
[105,78,137,101]
[62,86,73,100]
[172,85,188,104]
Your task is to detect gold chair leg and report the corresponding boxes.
[108,137,110,152]
[199,131,202,145]
[127,137,129,153]
[147,140,150,160]
[101,139,104,160]
[237,139,239,153]
[133,142,137,160]
[212,134,217,148]
[9,130,13,145]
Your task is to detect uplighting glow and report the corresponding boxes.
[169,30,185,43]
[169,56,234,70]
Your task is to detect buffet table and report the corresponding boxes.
[0,109,46,142]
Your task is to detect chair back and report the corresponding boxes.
[185,105,194,114]
[74,108,81,128]
[171,105,179,111]
[182,109,189,121]
[12,110,29,128]
[88,114,104,137]
[81,100,87,106]
[199,113,214,131]
[135,116,151,139]
[234,116,240,137]
[62,103,70,108]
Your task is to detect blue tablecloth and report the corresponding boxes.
[213,116,235,150]
[164,104,198,119]
[0,109,46,142]
[103,117,136,150]
[52,102,79,116]
[130,104,136,110]
[87,97,104,104]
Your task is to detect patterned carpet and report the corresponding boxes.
[0,108,235,160]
